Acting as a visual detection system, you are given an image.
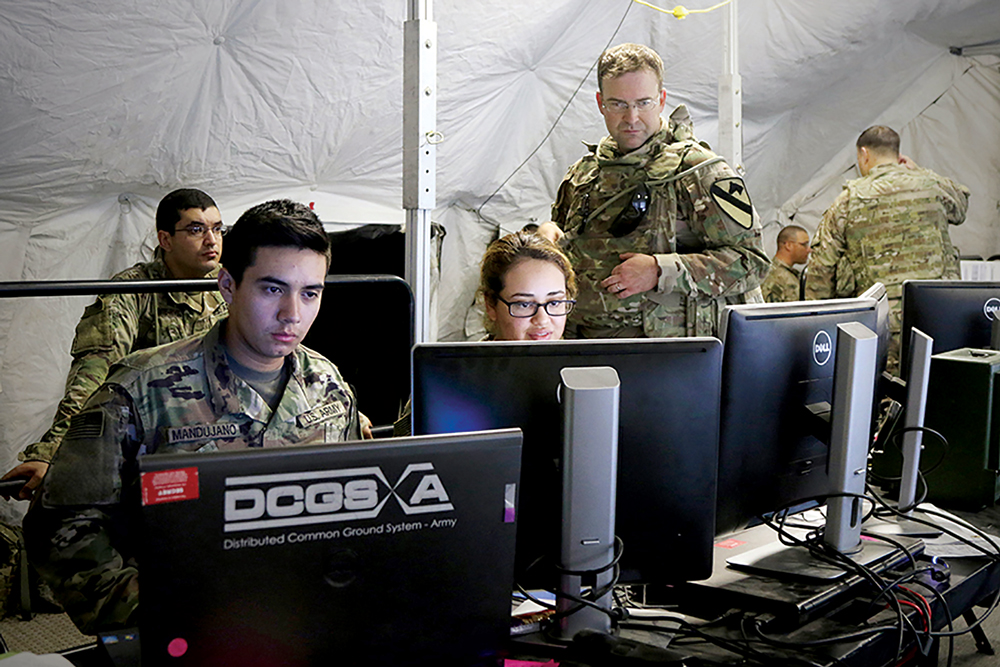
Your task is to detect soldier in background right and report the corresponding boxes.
[804,125,970,374]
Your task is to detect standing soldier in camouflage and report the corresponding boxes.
[805,125,969,371]
[537,43,768,338]
[24,199,363,634]
[761,225,811,302]
[2,189,229,500]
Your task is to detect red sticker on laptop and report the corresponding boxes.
[141,467,200,506]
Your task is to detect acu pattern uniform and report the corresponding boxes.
[19,249,228,464]
[761,257,802,303]
[552,105,769,338]
[805,162,969,366]
[24,320,360,633]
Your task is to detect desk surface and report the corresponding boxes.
[63,525,1000,667]
[511,524,1000,667]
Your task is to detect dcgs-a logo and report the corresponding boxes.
[812,330,833,366]
[223,463,452,533]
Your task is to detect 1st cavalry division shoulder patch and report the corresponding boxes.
[710,177,754,229]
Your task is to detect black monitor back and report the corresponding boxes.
[412,337,722,585]
[901,280,1000,366]
[302,275,413,427]
[138,430,521,666]
[717,299,879,535]
[0,273,413,429]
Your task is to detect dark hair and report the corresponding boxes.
[223,199,331,285]
[857,125,900,157]
[155,188,218,233]
[777,225,807,246]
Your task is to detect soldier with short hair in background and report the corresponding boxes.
[537,42,768,339]
[805,125,969,372]
[2,188,229,500]
[761,225,811,302]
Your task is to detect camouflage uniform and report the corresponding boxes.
[760,257,802,303]
[805,162,969,369]
[19,249,228,464]
[552,105,769,338]
[23,320,361,634]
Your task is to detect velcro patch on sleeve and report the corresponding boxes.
[710,177,754,229]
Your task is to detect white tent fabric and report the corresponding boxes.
[1,0,999,522]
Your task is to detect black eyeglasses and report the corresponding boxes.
[176,223,227,238]
[608,183,650,237]
[496,296,576,318]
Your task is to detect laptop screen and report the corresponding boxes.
[137,429,522,666]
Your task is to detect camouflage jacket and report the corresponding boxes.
[24,320,360,634]
[552,105,768,338]
[805,162,968,330]
[20,250,228,463]
[761,257,802,303]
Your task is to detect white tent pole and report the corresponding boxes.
[717,0,743,173]
[403,0,437,343]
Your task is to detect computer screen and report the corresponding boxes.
[138,430,521,666]
[412,337,723,586]
[716,297,882,535]
[900,280,1000,367]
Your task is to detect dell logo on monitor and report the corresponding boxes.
[222,463,453,533]
[984,298,1000,321]
[812,330,833,366]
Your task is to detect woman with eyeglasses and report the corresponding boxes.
[393,230,578,436]
[479,231,577,341]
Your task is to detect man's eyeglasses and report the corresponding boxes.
[602,98,658,114]
[176,223,227,238]
[496,297,576,318]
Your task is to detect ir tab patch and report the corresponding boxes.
[142,467,200,506]
[710,177,754,229]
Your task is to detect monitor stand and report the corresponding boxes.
[866,328,942,538]
[728,322,917,581]
[555,366,620,639]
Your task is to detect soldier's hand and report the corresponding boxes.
[1,461,49,500]
[602,253,661,299]
[899,155,919,170]
[359,412,374,440]
[535,222,564,244]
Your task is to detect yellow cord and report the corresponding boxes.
[632,0,732,19]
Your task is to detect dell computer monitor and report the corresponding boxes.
[900,280,1000,367]
[716,296,884,536]
[412,338,722,586]
[860,282,890,378]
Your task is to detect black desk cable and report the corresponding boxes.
[515,535,626,643]
[616,612,830,667]
[744,481,1000,665]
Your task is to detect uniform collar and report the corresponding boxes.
[868,162,902,177]
[148,247,222,309]
[595,104,697,160]
[204,319,308,423]
[773,257,799,274]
